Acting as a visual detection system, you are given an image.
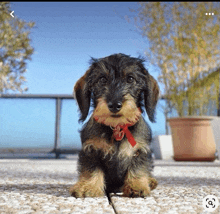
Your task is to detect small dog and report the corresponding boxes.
[70,53,159,198]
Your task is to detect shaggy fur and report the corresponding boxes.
[70,53,159,197]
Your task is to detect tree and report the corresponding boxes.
[128,2,220,130]
[0,2,35,93]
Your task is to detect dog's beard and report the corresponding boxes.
[93,95,141,128]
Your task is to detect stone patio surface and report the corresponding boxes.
[0,155,220,214]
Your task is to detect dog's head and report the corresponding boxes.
[74,53,159,127]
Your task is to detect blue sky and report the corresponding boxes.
[0,2,167,149]
[11,2,157,95]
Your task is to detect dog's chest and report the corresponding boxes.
[102,140,137,180]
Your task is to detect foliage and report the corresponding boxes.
[129,2,220,117]
[0,2,35,93]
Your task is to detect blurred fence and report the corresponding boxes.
[0,94,77,158]
[0,93,219,158]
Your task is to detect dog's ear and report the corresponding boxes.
[144,74,159,123]
[73,70,91,122]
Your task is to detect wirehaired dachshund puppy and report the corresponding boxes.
[70,53,159,198]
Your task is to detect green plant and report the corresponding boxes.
[0,2,35,93]
[128,2,220,117]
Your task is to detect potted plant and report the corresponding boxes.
[166,69,219,161]
[129,2,220,161]
[167,116,216,161]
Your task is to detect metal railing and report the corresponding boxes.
[1,94,167,158]
[1,93,218,158]
[0,94,76,158]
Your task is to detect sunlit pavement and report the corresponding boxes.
[0,155,220,214]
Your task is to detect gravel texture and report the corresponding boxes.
[0,155,220,214]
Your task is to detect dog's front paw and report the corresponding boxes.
[122,174,157,197]
[122,183,150,197]
[149,177,158,190]
[70,182,105,198]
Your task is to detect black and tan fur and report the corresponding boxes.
[70,53,159,198]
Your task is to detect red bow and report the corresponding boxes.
[113,124,136,147]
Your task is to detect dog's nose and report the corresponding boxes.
[108,101,122,113]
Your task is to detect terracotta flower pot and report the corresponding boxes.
[167,117,216,161]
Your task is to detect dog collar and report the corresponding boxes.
[112,124,136,147]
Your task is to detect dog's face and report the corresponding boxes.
[74,53,159,127]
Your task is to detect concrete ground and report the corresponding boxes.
[0,155,220,214]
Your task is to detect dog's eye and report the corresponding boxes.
[99,77,107,85]
[127,76,134,83]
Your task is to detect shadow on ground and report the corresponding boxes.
[1,175,219,198]
[0,184,73,198]
[155,161,220,168]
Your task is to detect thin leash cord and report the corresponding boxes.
[106,192,119,214]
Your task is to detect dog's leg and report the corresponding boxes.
[70,168,105,197]
[122,168,157,197]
